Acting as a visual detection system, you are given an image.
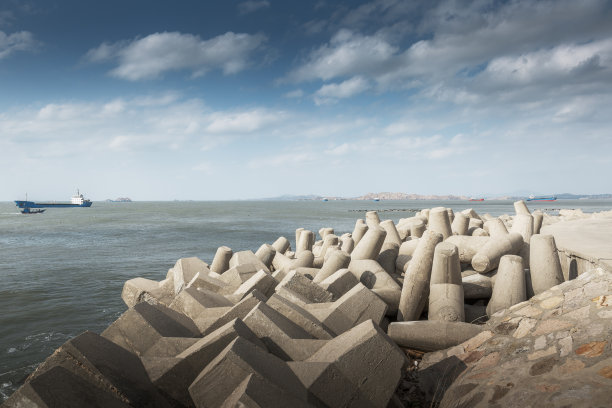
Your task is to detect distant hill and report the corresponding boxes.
[259,192,612,201]
[106,197,132,202]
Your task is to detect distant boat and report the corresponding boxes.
[321,198,329,202]
[373,197,380,202]
[15,190,93,209]
[21,208,46,214]
[527,195,557,202]
[469,198,485,201]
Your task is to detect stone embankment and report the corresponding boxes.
[3,204,611,407]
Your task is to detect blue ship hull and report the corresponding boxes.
[526,196,557,202]
[15,200,93,208]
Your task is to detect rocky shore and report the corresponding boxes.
[3,203,611,407]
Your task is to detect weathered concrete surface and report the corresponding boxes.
[388,321,483,352]
[419,268,612,408]
[542,218,612,274]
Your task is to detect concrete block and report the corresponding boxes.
[3,366,132,408]
[102,302,200,356]
[429,242,464,322]
[340,235,355,254]
[201,290,267,336]
[445,235,490,263]
[255,243,276,268]
[461,208,481,220]
[276,270,333,303]
[511,213,534,267]
[186,272,230,294]
[171,257,210,295]
[229,250,270,273]
[288,361,367,408]
[121,277,172,308]
[319,268,359,299]
[484,218,508,238]
[294,267,320,280]
[188,337,310,407]
[142,337,201,358]
[16,331,170,407]
[318,227,334,240]
[266,294,335,340]
[210,246,232,274]
[529,234,564,294]
[468,218,484,230]
[296,230,315,254]
[398,230,443,321]
[462,273,493,299]
[380,219,402,246]
[351,226,386,260]
[388,321,483,351]
[272,236,291,254]
[532,210,544,234]
[464,303,488,324]
[451,212,469,236]
[220,263,259,288]
[313,250,350,283]
[144,318,265,407]
[470,227,489,236]
[191,306,233,333]
[219,373,313,408]
[396,238,420,273]
[411,219,426,238]
[428,207,452,240]
[514,199,531,215]
[352,219,369,246]
[243,301,317,361]
[365,210,381,229]
[486,255,526,316]
[307,320,407,407]
[348,259,401,312]
[471,232,523,273]
[272,250,315,278]
[233,270,277,300]
[377,241,400,276]
[169,287,234,321]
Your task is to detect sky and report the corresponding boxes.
[1,0,611,200]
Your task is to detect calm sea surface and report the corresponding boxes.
[1,199,611,400]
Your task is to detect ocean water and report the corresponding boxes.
[1,199,611,401]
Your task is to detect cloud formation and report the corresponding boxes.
[237,1,271,15]
[85,31,267,80]
[314,76,370,104]
[0,30,36,59]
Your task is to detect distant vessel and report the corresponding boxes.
[21,208,46,214]
[15,190,93,209]
[373,197,380,202]
[527,195,557,202]
[469,198,485,201]
[321,198,329,202]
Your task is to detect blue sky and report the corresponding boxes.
[1,0,611,200]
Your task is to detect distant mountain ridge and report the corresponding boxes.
[259,192,612,201]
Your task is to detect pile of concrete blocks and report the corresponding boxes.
[4,202,572,407]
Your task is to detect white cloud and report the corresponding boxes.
[284,89,304,98]
[314,76,370,105]
[205,109,286,134]
[85,31,267,80]
[237,1,270,15]
[0,30,37,59]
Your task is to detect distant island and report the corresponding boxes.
[259,192,612,201]
[105,197,132,202]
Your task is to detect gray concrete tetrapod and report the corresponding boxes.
[529,234,564,295]
[532,210,544,234]
[419,209,430,220]
[380,220,402,246]
[468,218,484,229]
[365,211,381,229]
[470,228,489,237]
[255,244,276,269]
[210,246,233,274]
[471,232,523,273]
[350,226,386,261]
[319,234,339,259]
[486,255,526,316]
[411,220,426,238]
[396,238,420,274]
[446,208,455,223]
[429,242,464,322]
[318,227,334,240]
[340,236,355,254]
[313,250,351,283]
[295,228,304,250]
[511,213,533,267]
[514,200,531,215]
[272,237,290,254]
[445,236,490,263]
[397,230,443,321]
[296,230,315,254]
[461,208,481,220]
[428,207,452,240]
[352,219,368,246]
[377,242,400,276]
[484,218,508,238]
[451,213,469,236]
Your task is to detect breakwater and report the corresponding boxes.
[2,203,608,406]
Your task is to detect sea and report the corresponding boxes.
[1,199,611,401]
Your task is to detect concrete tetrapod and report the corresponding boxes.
[380,219,402,246]
[397,230,443,321]
[387,321,483,352]
[313,249,350,283]
[396,238,420,274]
[296,230,315,254]
[471,232,523,273]
[350,226,386,261]
[428,207,452,240]
[529,234,564,295]
[377,241,400,276]
[484,218,508,238]
[451,212,469,236]
[514,199,531,215]
[255,243,276,269]
[352,219,368,246]
[339,235,355,254]
[210,246,233,274]
[486,255,526,316]
[532,210,544,234]
[445,236,490,264]
[429,242,465,322]
[272,236,291,254]
[511,213,533,267]
[365,210,381,229]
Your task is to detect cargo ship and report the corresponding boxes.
[469,198,485,201]
[526,195,557,202]
[15,190,93,209]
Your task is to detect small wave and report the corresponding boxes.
[7,348,16,354]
